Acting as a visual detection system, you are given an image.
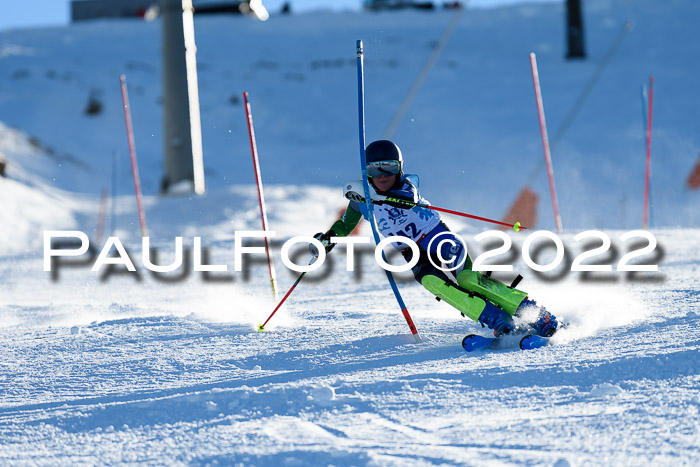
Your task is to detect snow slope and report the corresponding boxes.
[1,223,699,464]
[1,0,699,465]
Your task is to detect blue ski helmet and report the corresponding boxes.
[365,140,403,178]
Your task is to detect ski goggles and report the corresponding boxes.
[366,160,401,178]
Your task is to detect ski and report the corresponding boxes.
[519,334,550,350]
[462,333,552,352]
[461,334,497,352]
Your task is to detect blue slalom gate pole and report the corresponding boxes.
[356,40,421,343]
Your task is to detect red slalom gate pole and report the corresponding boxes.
[119,74,148,237]
[643,76,654,229]
[243,92,279,299]
[529,53,563,233]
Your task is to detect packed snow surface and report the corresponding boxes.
[1,0,699,464]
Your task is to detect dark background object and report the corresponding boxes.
[566,0,586,59]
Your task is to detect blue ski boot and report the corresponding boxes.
[517,299,559,337]
[477,302,514,337]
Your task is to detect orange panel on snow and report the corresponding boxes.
[687,154,700,190]
[500,186,538,230]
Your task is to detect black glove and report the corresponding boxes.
[309,230,336,257]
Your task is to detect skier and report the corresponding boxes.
[312,139,559,338]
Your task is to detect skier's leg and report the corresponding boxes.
[457,270,560,335]
[421,275,513,336]
[402,241,514,336]
[455,269,528,316]
[418,223,529,315]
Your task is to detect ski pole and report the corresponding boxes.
[257,270,307,332]
[257,255,317,332]
[369,197,526,231]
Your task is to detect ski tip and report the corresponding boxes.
[462,334,476,350]
[462,334,495,352]
[520,334,533,349]
[519,334,549,350]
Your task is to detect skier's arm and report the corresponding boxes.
[329,203,362,237]
[311,203,362,255]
